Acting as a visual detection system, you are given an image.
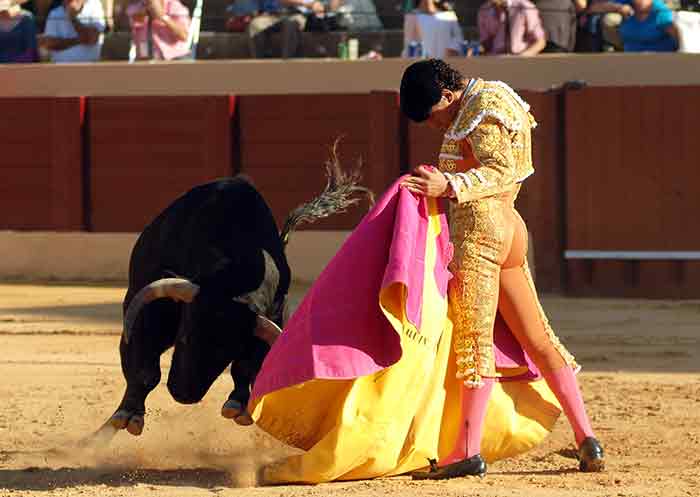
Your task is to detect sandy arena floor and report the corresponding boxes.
[0,282,698,497]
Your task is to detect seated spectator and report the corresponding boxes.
[534,0,577,51]
[305,0,342,32]
[0,0,39,62]
[478,0,547,55]
[247,0,318,58]
[127,0,191,60]
[335,0,382,31]
[403,0,464,58]
[589,0,678,51]
[41,0,105,62]
[674,9,700,52]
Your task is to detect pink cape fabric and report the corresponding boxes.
[251,177,539,402]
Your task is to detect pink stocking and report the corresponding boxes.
[439,378,495,465]
[541,367,595,446]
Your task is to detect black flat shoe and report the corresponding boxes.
[411,454,487,480]
[578,437,605,472]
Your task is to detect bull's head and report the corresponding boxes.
[122,250,284,348]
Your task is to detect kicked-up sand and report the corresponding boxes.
[0,282,698,497]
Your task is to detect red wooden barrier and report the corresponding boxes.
[565,86,700,297]
[0,97,83,230]
[87,96,232,232]
[236,92,397,230]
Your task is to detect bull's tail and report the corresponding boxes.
[280,140,375,249]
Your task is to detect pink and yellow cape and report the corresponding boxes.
[250,178,562,484]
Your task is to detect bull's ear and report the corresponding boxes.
[232,250,279,316]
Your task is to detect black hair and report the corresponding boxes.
[400,59,466,123]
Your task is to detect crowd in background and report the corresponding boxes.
[1,0,699,63]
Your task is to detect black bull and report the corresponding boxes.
[91,158,372,441]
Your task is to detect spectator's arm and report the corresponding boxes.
[666,24,679,42]
[443,121,518,204]
[519,36,546,55]
[70,16,101,44]
[158,13,189,41]
[518,5,546,56]
[574,0,587,13]
[587,1,632,16]
[42,36,82,50]
[145,0,188,41]
[658,7,679,47]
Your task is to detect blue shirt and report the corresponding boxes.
[614,0,677,52]
[0,11,38,63]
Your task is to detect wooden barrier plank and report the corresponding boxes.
[49,97,84,230]
[564,86,700,297]
[241,143,369,170]
[367,91,403,194]
[239,94,372,120]
[237,94,376,230]
[88,96,232,232]
[240,119,370,145]
[519,90,565,292]
[406,121,443,169]
[0,97,82,230]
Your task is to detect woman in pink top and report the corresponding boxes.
[127,0,191,60]
[478,0,547,55]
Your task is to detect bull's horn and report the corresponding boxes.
[254,315,282,346]
[123,278,200,343]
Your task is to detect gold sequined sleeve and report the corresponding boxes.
[447,118,517,204]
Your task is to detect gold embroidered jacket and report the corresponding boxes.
[438,79,536,202]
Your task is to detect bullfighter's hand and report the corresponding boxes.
[401,165,449,198]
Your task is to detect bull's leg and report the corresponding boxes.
[222,360,255,425]
[113,299,179,436]
[222,336,270,426]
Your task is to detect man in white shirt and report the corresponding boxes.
[42,0,105,62]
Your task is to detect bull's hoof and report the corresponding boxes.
[127,415,145,436]
[109,409,145,436]
[221,399,254,426]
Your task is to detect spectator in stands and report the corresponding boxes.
[535,0,577,51]
[0,0,39,62]
[403,0,464,58]
[588,0,678,51]
[127,0,191,60]
[41,0,105,62]
[335,0,382,31]
[247,0,324,58]
[478,0,547,55]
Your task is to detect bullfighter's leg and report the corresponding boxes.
[112,299,180,436]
